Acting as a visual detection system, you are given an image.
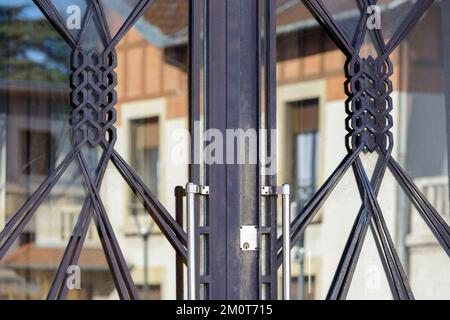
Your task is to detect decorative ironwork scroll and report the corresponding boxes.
[0,0,187,300]
[277,0,450,300]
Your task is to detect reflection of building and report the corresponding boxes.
[111,0,450,299]
[2,244,112,299]
[275,1,450,299]
[0,79,113,299]
[0,0,190,300]
[0,0,449,300]
[109,0,190,299]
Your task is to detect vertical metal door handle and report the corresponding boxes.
[184,183,209,300]
[185,182,197,300]
[261,183,292,300]
[281,184,291,300]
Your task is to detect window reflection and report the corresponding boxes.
[0,0,447,301]
[277,0,450,300]
[130,117,159,216]
[0,0,84,300]
[0,0,190,300]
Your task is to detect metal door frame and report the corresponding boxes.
[200,0,280,300]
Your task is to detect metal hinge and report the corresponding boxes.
[185,183,210,196]
[261,184,291,196]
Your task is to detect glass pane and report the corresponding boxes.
[49,0,88,39]
[277,0,353,300]
[346,228,394,300]
[377,0,417,44]
[99,0,140,40]
[277,0,450,300]
[0,0,190,300]
[320,0,360,42]
[67,220,117,300]
[392,1,450,299]
[99,0,189,300]
[0,0,80,299]
[0,161,88,299]
[360,0,417,57]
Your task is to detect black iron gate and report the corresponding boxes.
[0,0,187,300]
[0,0,449,300]
[280,0,450,300]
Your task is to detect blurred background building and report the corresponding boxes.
[0,0,448,300]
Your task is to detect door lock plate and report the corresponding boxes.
[240,225,258,251]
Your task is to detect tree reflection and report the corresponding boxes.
[0,4,69,83]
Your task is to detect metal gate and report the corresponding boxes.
[278,0,450,300]
[0,0,188,300]
[0,0,449,300]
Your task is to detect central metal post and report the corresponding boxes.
[207,0,262,299]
